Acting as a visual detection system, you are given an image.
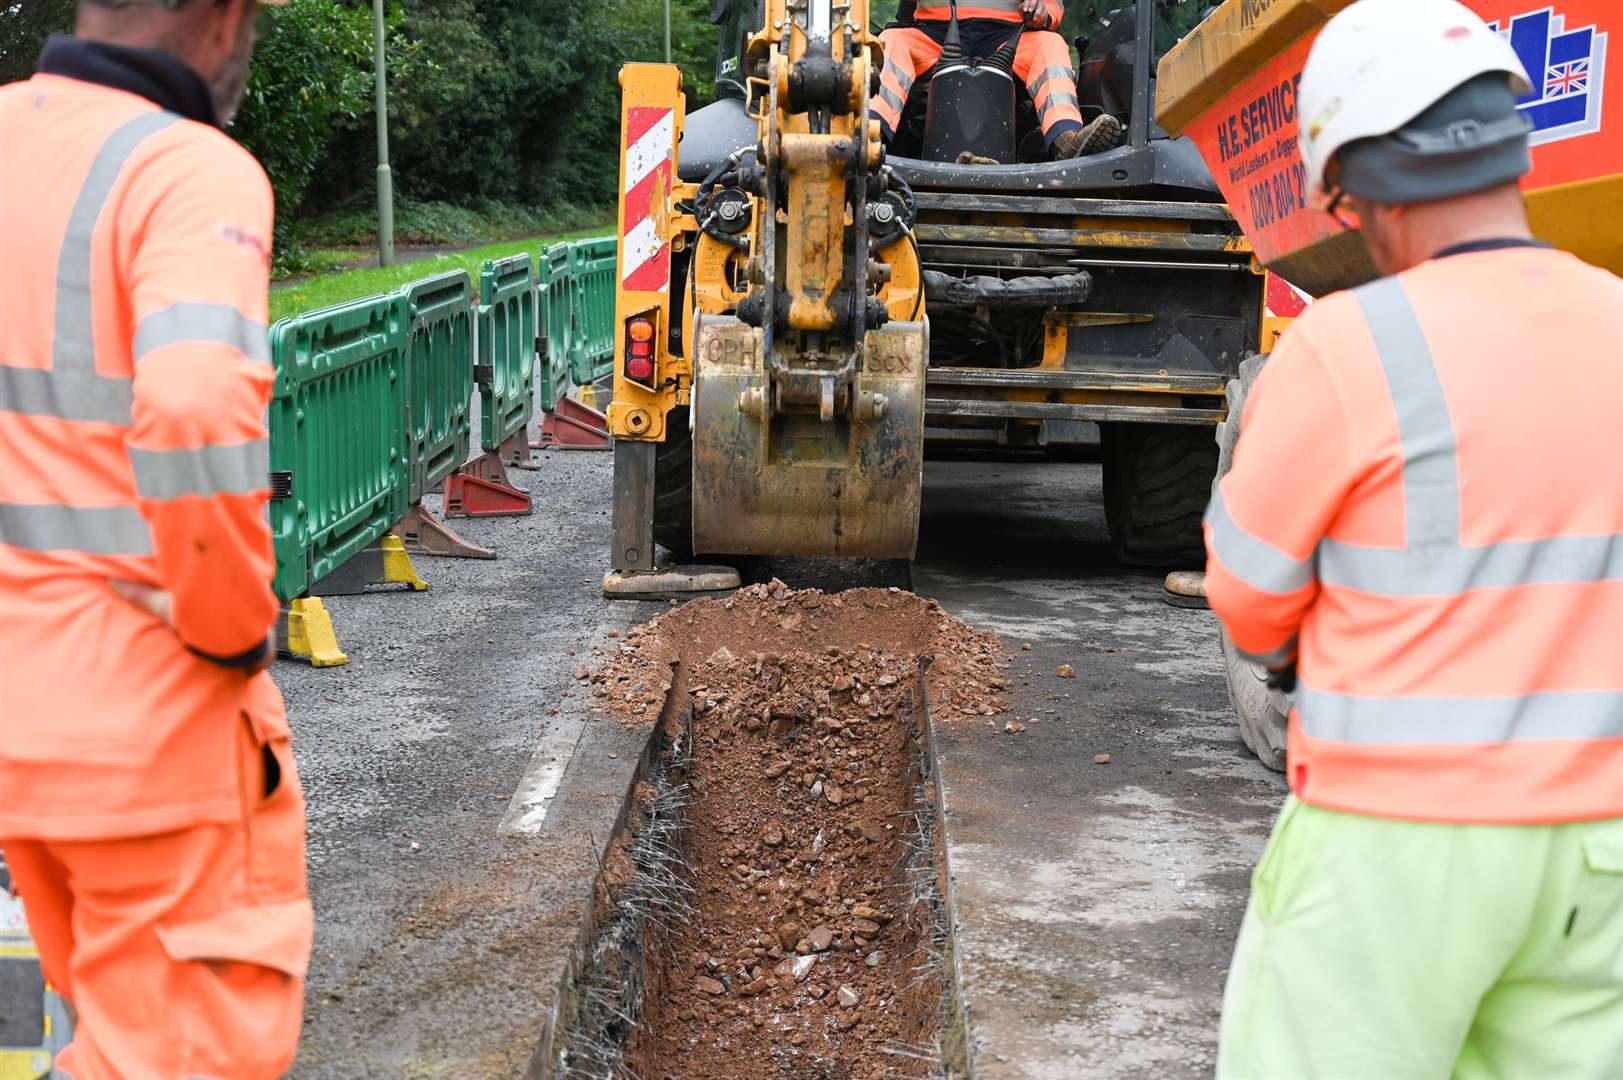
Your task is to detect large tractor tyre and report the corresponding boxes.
[1214,353,1290,772]
[1102,423,1218,568]
[653,406,695,560]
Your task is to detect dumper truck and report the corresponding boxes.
[1156,0,1622,767]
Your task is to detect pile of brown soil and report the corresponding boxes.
[622,644,944,1080]
[584,582,1008,729]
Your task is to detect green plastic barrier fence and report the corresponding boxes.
[566,237,617,388]
[401,271,474,502]
[268,292,411,603]
[536,245,573,414]
[477,253,537,453]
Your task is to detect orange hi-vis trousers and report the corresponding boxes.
[1,717,312,1080]
[871,25,1085,148]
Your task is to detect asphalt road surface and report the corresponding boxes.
[276,447,1286,1077]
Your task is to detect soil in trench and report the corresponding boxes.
[567,584,1009,1079]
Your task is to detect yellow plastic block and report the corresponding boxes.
[379,535,429,591]
[284,597,348,668]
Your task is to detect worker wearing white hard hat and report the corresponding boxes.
[1204,0,1623,1076]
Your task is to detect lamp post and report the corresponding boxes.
[665,0,672,63]
[373,0,395,267]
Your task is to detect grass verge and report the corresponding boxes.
[269,225,611,324]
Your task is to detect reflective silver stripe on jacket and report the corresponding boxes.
[0,111,179,425]
[1316,278,1623,594]
[1237,635,1297,668]
[1297,685,1623,744]
[1320,532,1623,594]
[129,439,270,501]
[1204,489,1316,595]
[0,503,154,556]
[134,302,270,365]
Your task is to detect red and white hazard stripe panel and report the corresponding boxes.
[621,106,676,294]
[1266,273,1312,317]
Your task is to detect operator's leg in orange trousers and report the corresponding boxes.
[872,27,943,141]
[1014,30,1084,148]
[1,718,312,1080]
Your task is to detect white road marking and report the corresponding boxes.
[500,730,586,834]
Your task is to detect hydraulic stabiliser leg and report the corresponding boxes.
[610,439,657,574]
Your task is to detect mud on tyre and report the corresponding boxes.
[1214,353,1289,772]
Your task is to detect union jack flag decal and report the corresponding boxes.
[1490,6,1608,145]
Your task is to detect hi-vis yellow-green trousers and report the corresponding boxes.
[1218,796,1623,1080]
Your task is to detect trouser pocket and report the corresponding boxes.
[155,896,313,1079]
[1251,796,1313,924]
[236,709,309,903]
[1575,818,1623,976]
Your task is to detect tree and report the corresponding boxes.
[232,0,374,246]
[0,0,74,84]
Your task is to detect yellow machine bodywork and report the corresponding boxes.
[610,0,929,563]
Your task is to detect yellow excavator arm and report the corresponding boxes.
[611,0,928,567]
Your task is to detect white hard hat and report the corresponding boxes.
[1298,0,1533,193]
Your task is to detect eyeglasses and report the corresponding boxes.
[1324,187,1360,232]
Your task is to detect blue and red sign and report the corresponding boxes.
[1182,0,1620,275]
[1492,5,1608,145]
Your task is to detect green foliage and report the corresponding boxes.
[268,224,610,322]
[1058,1,1209,54]
[232,0,375,260]
[0,0,73,85]
[293,197,601,248]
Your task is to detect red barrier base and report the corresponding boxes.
[538,397,611,451]
[444,450,533,518]
[396,502,495,559]
[502,430,542,471]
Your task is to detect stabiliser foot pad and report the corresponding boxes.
[1163,569,1210,610]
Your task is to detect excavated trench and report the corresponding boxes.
[534,585,1003,1080]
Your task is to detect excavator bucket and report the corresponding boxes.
[691,316,927,559]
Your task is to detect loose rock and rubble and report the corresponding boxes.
[589,582,1008,729]
[620,637,952,1079]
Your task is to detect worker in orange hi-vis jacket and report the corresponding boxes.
[0,1,309,1077]
[870,0,1122,159]
[1205,1,1623,1077]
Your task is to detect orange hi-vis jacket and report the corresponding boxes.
[1206,243,1623,825]
[0,57,284,839]
[913,0,1064,26]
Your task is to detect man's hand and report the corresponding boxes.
[1020,0,1053,28]
[111,579,273,674]
[1266,663,1298,694]
[111,579,174,624]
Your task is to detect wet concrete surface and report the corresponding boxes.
[277,446,1285,1077]
[914,457,1286,1079]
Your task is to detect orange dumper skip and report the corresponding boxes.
[1157,0,1622,296]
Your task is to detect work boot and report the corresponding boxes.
[1053,114,1123,160]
